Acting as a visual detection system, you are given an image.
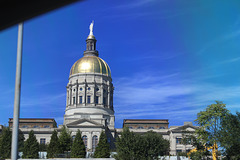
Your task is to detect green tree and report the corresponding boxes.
[195,102,229,144]
[47,130,60,158]
[187,143,210,160]
[115,127,143,160]
[18,129,25,152]
[71,129,86,158]
[188,150,205,160]
[219,112,240,160]
[39,143,47,152]
[195,101,229,159]
[142,131,169,159]
[0,127,12,159]
[116,127,170,160]
[181,128,210,159]
[94,131,110,158]
[0,127,25,158]
[22,130,39,158]
[59,126,72,153]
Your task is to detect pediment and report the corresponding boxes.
[66,119,103,127]
[184,127,195,131]
[80,121,97,126]
[171,125,198,132]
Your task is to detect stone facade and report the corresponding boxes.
[123,119,169,129]
[8,118,57,144]
[8,118,57,129]
[168,122,197,155]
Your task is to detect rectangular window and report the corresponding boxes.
[176,138,182,144]
[96,96,99,104]
[103,97,106,105]
[87,96,91,103]
[73,97,75,104]
[79,96,82,104]
[40,138,46,144]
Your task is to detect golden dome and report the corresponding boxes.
[70,56,111,77]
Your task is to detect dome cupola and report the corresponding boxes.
[69,21,111,77]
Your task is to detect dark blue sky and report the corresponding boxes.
[0,0,240,128]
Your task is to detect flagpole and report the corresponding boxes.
[11,22,24,160]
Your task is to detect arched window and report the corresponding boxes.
[128,126,133,129]
[137,126,144,129]
[92,135,98,152]
[159,127,165,129]
[82,135,88,148]
[148,127,154,129]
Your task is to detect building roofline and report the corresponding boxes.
[123,119,169,121]
[123,119,169,128]
[9,118,55,120]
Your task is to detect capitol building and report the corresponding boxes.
[4,23,196,156]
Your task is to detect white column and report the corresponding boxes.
[100,77,103,105]
[100,85,103,105]
[66,88,69,106]
[170,132,176,155]
[107,86,110,108]
[75,80,78,105]
[69,86,72,105]
[89,132,93,151]
[84,81,86,106]
[93,85,96,105]
[68,87,71,105]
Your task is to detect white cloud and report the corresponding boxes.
[114,72,240,123]
[20,93,65,107]
[219,57,240,64]
[102,9,192,21]
[115,72,195,105]
[116,84,194,105]
[197,29,240,55]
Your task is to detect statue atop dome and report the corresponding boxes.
[89,21,94,35]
